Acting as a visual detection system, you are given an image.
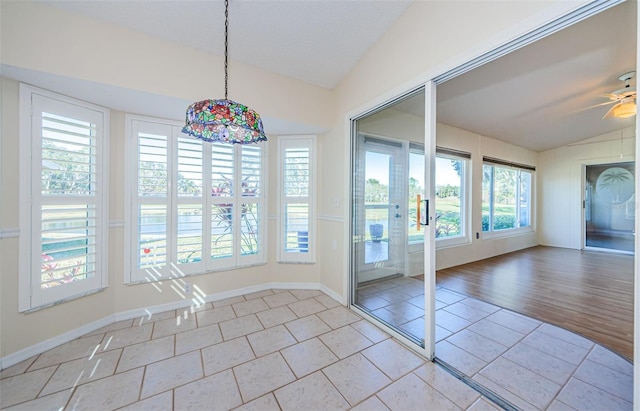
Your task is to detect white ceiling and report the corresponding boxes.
[436,0,637,152]
[41,0,413,90]
[16,1,639,151]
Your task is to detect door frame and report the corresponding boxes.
[355,134,408,283]
[582,160,636,254]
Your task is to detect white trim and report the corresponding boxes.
[277,135,317,263]
[18,84,110,312]
[634,1,640,404]
[0,283,343,370]
[109,220,125,229]
[423,80,437,361]
[318,214,343,223]
[0,314,114,371]
[0,228,19,239]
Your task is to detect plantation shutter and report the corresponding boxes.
[135,125,170,278]
[278,136,316,263]
[126,117,266,282]
[211,143,235,268]
[22,90,108,310]
[176,136,204,273]
[239,145,264,261]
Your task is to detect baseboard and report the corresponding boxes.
[0,315,115,371]
[1,282,344,370]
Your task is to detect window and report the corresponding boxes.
[125,116,266,282]
[435,149,469,245]
[277,136,316,263]
[482,159,534,233]
[408,146,470,247]
[19,85,109,311]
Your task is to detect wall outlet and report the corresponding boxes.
[183,282,192,294]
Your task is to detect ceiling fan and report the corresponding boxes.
[591,71,637,119]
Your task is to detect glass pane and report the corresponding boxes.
[41,112,96,196]
[138,132,168,197]
[481,165,492,231]
[138,204,167,269]
[41,204,95,288]
[586,163,635,252]
[285,203,309,252]
[352,89,423,347]
[212,143,234,197]
[364,151,390,265]
[435,157,463,238]
[211,203,233,259]
[177,137,203,197]
[177,205,202,264]
[408,152,424,243]
[285,148,310,197]
[493,167,516,230]
[242,146,261,197]
[241,203,260,255]
[519,171,531,227]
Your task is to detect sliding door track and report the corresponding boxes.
[434,357,520,411]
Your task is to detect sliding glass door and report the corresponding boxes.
[350,86,436,355]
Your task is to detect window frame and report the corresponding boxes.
[19,84,110,312]
[277,135,317,263]
[407,145,472,251]
[434,150,471,248]
[124,115,267,284]
[481,159,535,238]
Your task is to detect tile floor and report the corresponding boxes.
[357,277,635,410]
[0,284,633,410]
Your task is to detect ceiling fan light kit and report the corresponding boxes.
[604,71,637,119]
[610,97,637,119]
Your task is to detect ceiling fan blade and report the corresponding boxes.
[603,104,617,119]
[574,100,616,114]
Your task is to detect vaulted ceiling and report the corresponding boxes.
[15,1,640,151]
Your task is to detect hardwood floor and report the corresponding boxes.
[436,246,634,360]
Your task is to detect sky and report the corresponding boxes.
[365,151,461,187]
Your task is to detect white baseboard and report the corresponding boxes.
[0,315,115,371]
[1,283,344,370]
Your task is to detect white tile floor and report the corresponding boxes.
[357,277,634,410]
[0,285,633,410]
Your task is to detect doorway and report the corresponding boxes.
[356,136,406,283]
[350,88,433,349]
[585,161,635,253]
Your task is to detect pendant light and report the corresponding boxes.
[182,0,267,144]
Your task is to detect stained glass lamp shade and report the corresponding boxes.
[182,0,267,144]
[182,98,267,144]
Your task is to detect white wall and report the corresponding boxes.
[435,124,539,269]
[0,0,593,360]
[0,0,337,360]
[538,127,636,249]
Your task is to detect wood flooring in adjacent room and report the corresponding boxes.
[436,246,634,360]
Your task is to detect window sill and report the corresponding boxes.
[481,227,534,240]
[436,236,472,249]
[22,287,107,313]
[126,261,268,285]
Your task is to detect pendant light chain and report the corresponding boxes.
[182,0,267,144]
[224,0,229,100]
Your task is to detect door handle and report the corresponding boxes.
[420,199,429,226]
